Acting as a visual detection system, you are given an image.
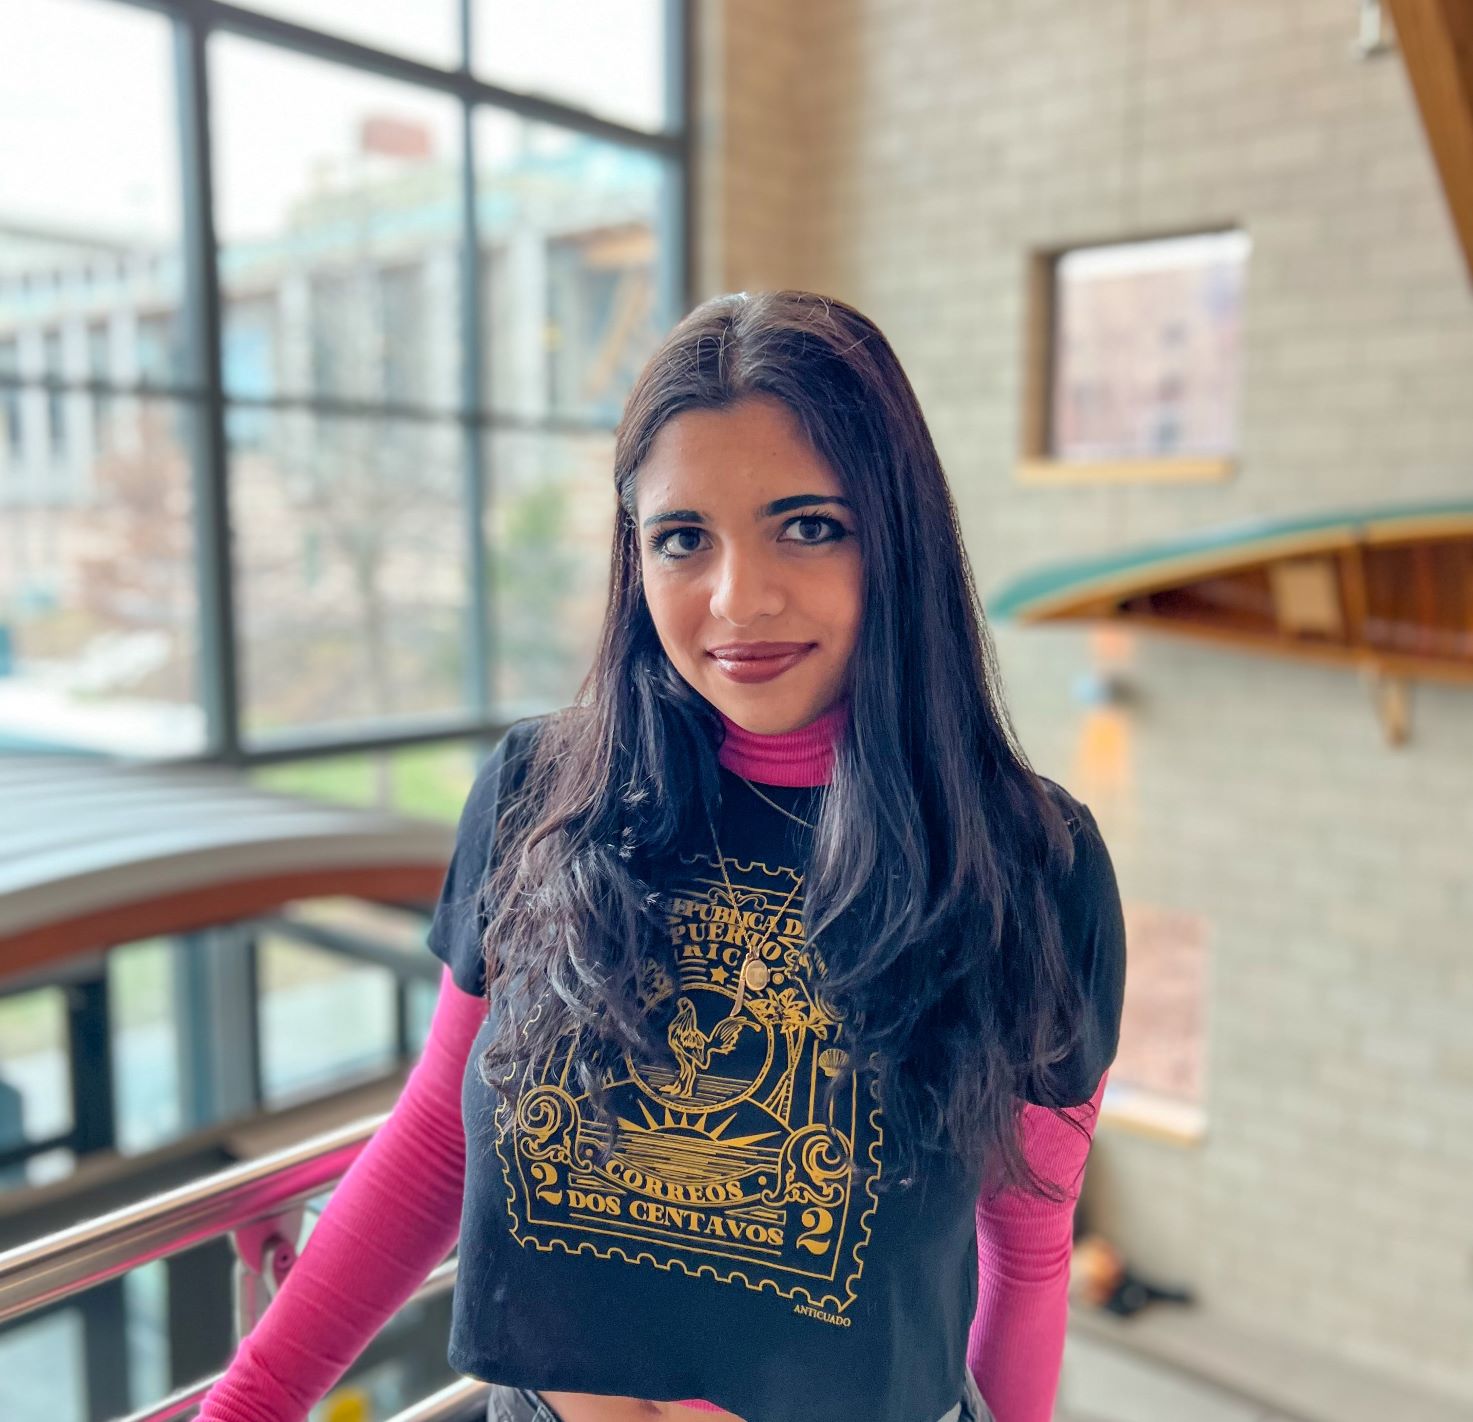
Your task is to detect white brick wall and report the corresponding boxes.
[697,0,1473,1407]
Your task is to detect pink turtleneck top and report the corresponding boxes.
[197,701,1104,1422]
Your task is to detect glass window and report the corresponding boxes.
[236,0,460,69]
[1050,230,1250,462]
[0,399,203,756]
[43,329,68,457]
[109,940,185,1155]
[485,428,615,717]
[406,976,437,1056]
[0,0,684,761]
[308,270,355,397]
[211,35,465,412]
[0,1309,86,1422]
[378,262,428,403]
[473,0,672,134]
[123,1260,172,1412]
[222,295,277,450]
[231,410,470,743]
[1,339,21,462]
[476,111,675,421]
[258,936,397,1103]
[0,986,73,1187]
[252,740,480,820]
[87,320,115,454]
[0,0,187,396]
[135,311,182,389]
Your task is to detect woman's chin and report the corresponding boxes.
[701,684,829,736]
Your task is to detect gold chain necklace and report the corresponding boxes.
[732,772,818,831]
[701,798,806,1019]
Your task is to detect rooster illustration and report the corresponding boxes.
[657,996,755,1097]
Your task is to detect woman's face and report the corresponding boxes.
[634,396,864,735]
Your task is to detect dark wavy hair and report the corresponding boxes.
[474,289,1095,1203]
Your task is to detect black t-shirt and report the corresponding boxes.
[427,713,1125,1422]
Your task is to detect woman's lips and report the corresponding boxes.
[707,644,815,683]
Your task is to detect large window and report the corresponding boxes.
[0,0,687,762]
[1019,229,1250,486]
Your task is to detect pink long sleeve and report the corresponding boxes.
[196,965,485,1422]
[967,1070,1108,1422]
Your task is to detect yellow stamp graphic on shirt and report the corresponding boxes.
[494,851,884,1315]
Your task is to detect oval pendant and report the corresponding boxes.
[742,958,769,992]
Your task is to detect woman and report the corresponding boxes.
[200,290,1126,1422]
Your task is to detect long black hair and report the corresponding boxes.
[475,289,1095,1203]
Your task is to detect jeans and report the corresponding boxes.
[484,1368,996,1422]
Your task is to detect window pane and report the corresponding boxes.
[0,399,203,756]
[0,0,189,392]
[123,1259,172,1412]
[252,741,479,821]
[477,112,675,421]
[1051,231,1250,462]
[212,36,464,411]
[0,1309,86,1422]
[473,1,671,133]
[487,429,613,717]
[407,976,437,1055]
[237,1,460,69]
[0,987,73,1186]
[231,411,470,742]
[110,940,184,1154]
[259,937,397,1103]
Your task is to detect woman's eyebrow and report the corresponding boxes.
[641,493,855,530]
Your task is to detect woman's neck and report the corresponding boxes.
[714,698,846,787]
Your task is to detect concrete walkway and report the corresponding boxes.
[1056,1302,1471,1422]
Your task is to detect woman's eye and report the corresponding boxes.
[781,514,850,545]
[649,527,708,560]
[646,514,850,562]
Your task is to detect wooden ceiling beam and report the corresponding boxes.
[1385,0,1473,284]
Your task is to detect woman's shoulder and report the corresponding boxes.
[1032,772,1094,836]
[1028,774,1115,914]
[458,709,565,824]
[496,708,557,762]
[470,704,605,816]
[481,705,581,774]
[1023,775,1127,1108]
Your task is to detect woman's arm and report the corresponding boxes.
[196,966,485,1422]
[966,1069,1108,1422]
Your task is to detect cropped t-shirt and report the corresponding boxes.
[427,714,1125,1422]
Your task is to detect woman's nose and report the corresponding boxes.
[709,545,785,626]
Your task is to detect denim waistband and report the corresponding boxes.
[486,1374,992,1422]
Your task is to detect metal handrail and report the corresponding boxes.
[380,1376,490,1422]
[107,1258,470,1422]
[0,1107,488,1420]
[0,1110,385,1322]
